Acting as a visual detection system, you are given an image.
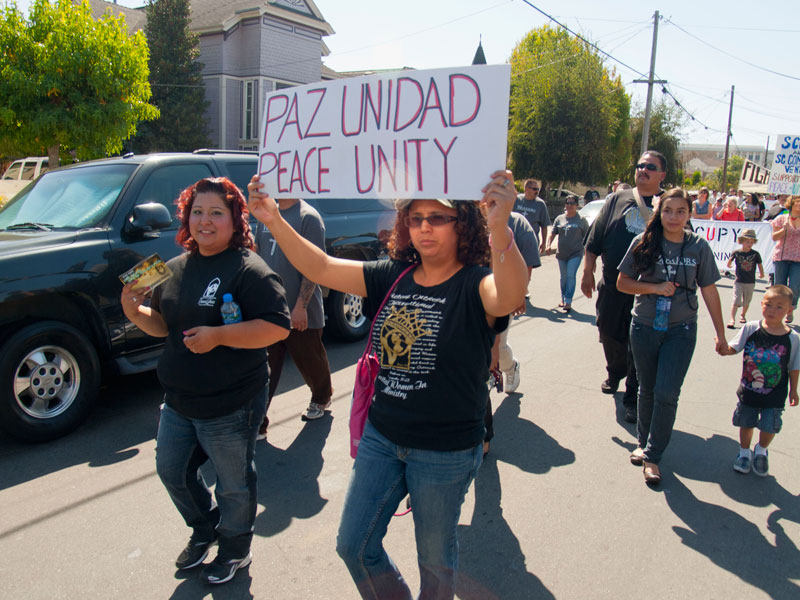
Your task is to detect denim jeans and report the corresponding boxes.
[155,389,266,559]
[773,260,800,308]
[336,421,483,600]
[630,319,697,465]
[557,254,582,304]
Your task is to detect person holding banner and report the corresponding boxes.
[248,170,527,600]
[715,197,745,222]
[771,195,800,323]
[617,188,727,485]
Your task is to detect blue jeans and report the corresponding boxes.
[155,390,266,559]
[773,260,800,308]
[336,421,483,600]
[630,319,697,465]
[557,255,582,304]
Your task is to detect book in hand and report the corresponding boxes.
[118,253,173,291]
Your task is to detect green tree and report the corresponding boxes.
[508,26,631,193]
[711,154,744,191]
[131,0,210,153]
[0,0,158,166]
[629,98,685,187]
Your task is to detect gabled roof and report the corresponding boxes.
[81,0,146,33]
[190,0,333,36]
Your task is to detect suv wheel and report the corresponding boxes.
[0,322,100,442]
[325,290,370,341]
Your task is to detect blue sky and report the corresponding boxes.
[8,0,800,150]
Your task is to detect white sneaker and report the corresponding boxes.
[302,400,331,421]
[504,360,521,393]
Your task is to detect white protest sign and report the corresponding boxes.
[691,220,775,274]
[768,134,800,195]
[739,159,771,193]
[257,64,511,200]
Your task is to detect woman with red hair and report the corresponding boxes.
[121,177,290,584]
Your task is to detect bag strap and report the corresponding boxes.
[361,264,416,359]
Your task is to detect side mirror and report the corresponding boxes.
[127,203,173,233]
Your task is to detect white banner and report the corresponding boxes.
[691,220,775,274]
[768,134,800,195]
[739,159,771,193]
[257,64,511,200]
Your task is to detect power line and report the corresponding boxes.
[664,18,800,82]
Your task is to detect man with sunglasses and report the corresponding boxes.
[514,178,551,254]
[582,151,667,423]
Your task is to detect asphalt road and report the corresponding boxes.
[1,255,797,599]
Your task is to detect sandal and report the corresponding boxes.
[558,301,565,308]
[630,448,645,466]
[726,321,735,329]
[643,462,662,485]
[739,316,747,323]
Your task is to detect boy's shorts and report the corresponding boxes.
[732,402,783,433]
[732,282,755,308]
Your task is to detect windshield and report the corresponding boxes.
[2,162,22,180]
[0,163,136,229]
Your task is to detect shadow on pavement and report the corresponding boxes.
[168,565,254,599]
[253,415,332,537]
[0,370,163,491]
[455,395,574,598]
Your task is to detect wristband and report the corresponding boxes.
[489,227,514,263]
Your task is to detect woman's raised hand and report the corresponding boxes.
[481,169,516,232]
[247,175,279,226]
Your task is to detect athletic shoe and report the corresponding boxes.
[753,451,769,477]
[202,552,252,584]
[504,360,521,393]
[302,400,331,421]
[600,378,619,394]
[256,417,269,441]
[175,534,218,570]
[624,406,637,424]
[733,454,751,474]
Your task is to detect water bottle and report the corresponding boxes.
[653,296,671,332]
[220,293,242,325]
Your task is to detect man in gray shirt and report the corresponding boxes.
[254,199,333,437]
[513,178,551,254]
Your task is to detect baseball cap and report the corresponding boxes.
[394,199,455,210]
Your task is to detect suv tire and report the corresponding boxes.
[0,322,100,442]
[325,290,370,342]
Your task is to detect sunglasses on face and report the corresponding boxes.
[636,162,661,172]
[526,186,540,191]
[565,201,577,205]
[404,214,458,228]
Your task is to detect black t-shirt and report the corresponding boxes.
[584,189,657,284]
[363,260,505,451]
[731,249,762,284]
[151,248,290,419]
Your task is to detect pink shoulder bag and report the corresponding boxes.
[349,264,415,458]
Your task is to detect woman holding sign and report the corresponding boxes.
[771,195,800,322]
[121,177,291,584]
[248,171,527,600]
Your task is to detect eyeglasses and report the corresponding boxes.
[404,214,458,228]
[565,201,578,205]
[526,186,540,191]
[636,162,662,172]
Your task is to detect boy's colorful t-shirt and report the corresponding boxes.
[731,249,762,284]
[729,321,800,408]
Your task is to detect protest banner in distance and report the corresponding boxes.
[739,159,771,193]
[768,134,800,195]
[691,220,775,274]
[257,65,511,200]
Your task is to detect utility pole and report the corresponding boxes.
[764,135,770,168]
[721,85,735,193]
[634,10,666,155]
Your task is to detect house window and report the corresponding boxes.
[242,80,257,141]
[276,82,295,90]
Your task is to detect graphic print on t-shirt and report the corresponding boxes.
[198,277,221,307]
[622,204,648,235]
[742,340,786,393]
[379,304,433,370]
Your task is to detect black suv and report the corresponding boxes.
[0,151,395,442]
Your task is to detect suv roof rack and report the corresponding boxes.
[192,148,258,155]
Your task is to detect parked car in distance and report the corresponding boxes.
[578,198,606,226]
[0,150,394,442]
[0,157,49,207]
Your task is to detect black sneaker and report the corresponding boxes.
[202,552,252,584]
[175,534,218,570]
[624,406,637,424]
[600,378,619,394]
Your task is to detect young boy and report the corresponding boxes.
[719,285,799,476]
[726,229,764,328]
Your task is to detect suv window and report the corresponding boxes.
[2,162,22,180]
[225,161,258,195]
[136,164,214,227]
[0,164,136,229]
